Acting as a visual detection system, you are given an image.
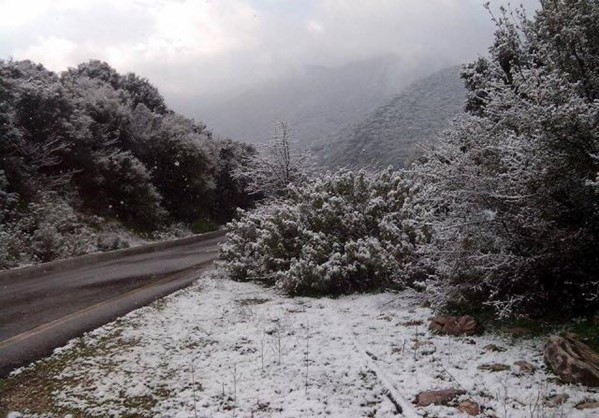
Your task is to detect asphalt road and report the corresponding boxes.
[0,233,224,377]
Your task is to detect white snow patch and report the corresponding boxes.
[10,271,599,417]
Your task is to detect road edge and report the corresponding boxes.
[0,262,215,377]
[0,229,226,282]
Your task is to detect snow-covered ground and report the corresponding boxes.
[6,271,599,417]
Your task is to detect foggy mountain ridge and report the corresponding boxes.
[315,65,466,169]
[186,54,451,147]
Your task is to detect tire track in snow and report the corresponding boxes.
[328,305,420,418]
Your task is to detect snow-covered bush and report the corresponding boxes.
[14,193,101,263]
[149,221,194,241]
[1,171,23,268]
[409,0,599,317]
[219,169,424,295]
[0,192,133,268]
[0,227,13,269]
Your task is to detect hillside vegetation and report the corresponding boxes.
[190,55,446,147]
[0,60,254,269]
[315,66,465,168]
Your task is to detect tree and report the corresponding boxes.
[0,58,256,267]
[66,61,169,114]
[128,107,217,223]
[411,0,599,317]
[65,60,122,90]
[0,67,25,198]
[1,60,81,200]
[120,72,168,115]
[209,138,256,222]
[236,121,312,199]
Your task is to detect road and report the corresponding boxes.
[0,233,224,377]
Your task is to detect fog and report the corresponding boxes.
[1,0,541,119]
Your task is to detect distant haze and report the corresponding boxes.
[1,0,541,123]
[316,66,466,168]
[190,54,424,144]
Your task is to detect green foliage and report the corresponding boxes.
[92,152,166,231]
[567,320,599,352]
[210,139,257,222]
[137,113,215,223]
[190,219,219,234]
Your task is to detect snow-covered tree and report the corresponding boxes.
[236,121,312,199]
[411,0,599,317]
[208,138,257,222]
[1,60,75,195]
[0,58,255,267]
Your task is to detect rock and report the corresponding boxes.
[545,393,569,407]
[457,400,481,416]
[513,361,536,374]
[414,389,466,407]
[478,363,511,372]
[429,315,483,336]
[545,377,564,385]
[483,344,506,352]
[544,335,599,387]
[575,401,599,410]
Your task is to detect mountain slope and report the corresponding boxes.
[315,66,465,168]
[187,55,444,146]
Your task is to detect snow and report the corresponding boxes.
[9,271,599,417]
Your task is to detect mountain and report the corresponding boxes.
[315,66,466,169]
[185,55,446,146]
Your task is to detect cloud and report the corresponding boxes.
[146,0,259,57]
[13,36,79,70]
[0,0,542,101]
[307,20,325,35]
[4,1,259,65]
[0,0,85,30]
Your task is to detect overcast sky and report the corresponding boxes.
[0,0,541,103]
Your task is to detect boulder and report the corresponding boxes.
[575,401,599,410]
[429,315,483,336]
[457,400,481,416]
[544,335,599,387]
[414,389,466,407]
